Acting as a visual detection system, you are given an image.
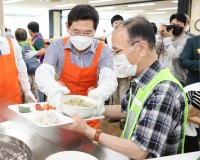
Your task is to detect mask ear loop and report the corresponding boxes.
[126,43,141,65]
[135,56,142,65]
[125,44,137,56]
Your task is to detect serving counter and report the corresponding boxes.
[1,99,200,160]
[0,99,129,160]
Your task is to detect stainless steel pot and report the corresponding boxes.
[0,134,33,160]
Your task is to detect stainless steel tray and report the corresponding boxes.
[0,134,33,160]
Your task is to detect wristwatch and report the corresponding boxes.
[91,129,102,144]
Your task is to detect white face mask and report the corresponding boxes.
[184,24,190,32]
[69,36,93,51]
[114,46,141,77]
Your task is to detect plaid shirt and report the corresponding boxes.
[121,59,186,158]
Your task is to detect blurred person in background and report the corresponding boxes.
[184,14,196,38]
[44,41,50,49]
[15,28,40,102]
[180,35,200,86]
[0,36,36,104]
[27,21,46,102]
[105,14,124,46]
[35,4,117,129]
[5,27,14,38]
[157,13,189,86]
[150,22,158,35]
[184,83,200,153]
[151,22,161,56]
[61,17,188,159]
[185,91,200,153]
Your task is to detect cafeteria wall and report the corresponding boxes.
[4,7,175,39]
[4,8,49,39]
[0,0,4,36]
[61,10,173,39]
[190,0,200,35]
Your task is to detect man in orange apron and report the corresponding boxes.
[35,4,117,129]
[0,37,36,104]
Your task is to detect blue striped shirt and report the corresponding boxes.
[43,38,113,78]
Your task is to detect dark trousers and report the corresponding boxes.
[184,135,199,153]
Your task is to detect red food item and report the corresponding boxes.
[38,107,44,111]
[35,104,43,111]
[35,103,55,111]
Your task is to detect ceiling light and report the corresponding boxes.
[127,3,155,7]
[146,12,166,15]
[55,3,77,8]
[4,0,24,3]
[123,10,144,13]
[156,7,178,11]
[96,6,116,10]
[89,0,115,3]
[172,0,178,3]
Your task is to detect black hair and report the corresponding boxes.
[150,22,158,34]
[45,42,50,45]
[111,14,124,25]
[27,21,39,32]
[5,27,8,32]
[170,13,187,25]
[119,17,155,50]
[15,28,27,41]
[68,4,99,30]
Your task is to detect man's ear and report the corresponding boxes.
[138,41,148,57]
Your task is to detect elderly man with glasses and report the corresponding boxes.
[62,17,188,159]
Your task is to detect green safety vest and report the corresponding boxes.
[121,69,188,153]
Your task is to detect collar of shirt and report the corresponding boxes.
[132,59,165,90]
[63,38,96,55]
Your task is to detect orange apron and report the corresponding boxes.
[59,37,104,129]
[0,38,22,104]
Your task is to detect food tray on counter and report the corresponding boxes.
[8,103,104,128]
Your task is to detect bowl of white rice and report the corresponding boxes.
[60,95,98,118]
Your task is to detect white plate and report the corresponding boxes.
[45,151,98,160]
[8,103,104,128]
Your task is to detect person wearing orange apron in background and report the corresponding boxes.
[35,4,118,129]
[0,37,36,105]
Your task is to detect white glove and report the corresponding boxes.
[25,50,38,59]
[88,88,105,116]
[24,90,37,103]
[97,67,118,101]
[47,85,70,113]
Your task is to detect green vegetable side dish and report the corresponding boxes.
[64,97,93,107]
[18,106,31,113]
